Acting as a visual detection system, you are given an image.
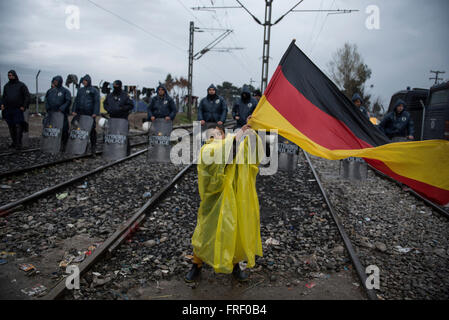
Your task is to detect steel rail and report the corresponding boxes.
[0,141,148,180]
[42,162,193,300]
[366,163,449,219]
[42,122,237,300]
[302,150,378,300]
[0,120,237,216]
[0,148,148,217]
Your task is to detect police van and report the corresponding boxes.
[422,81,449,141]
[387,87,429,140]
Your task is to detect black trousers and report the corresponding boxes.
[61,116,69,150]
[8,123,23,148]
[90,128,97,149]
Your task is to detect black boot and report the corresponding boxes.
[184,263,202,283]
[232,263,249,282]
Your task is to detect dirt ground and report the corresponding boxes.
[125,268,366,300]
[0,246,366,300]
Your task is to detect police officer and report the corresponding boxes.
[104,80,134,119]
[147,85,177,122]
[103,80,134,156]
[72,74,100,153]
[379,99,414,142]
[232,85,258,129]
[198,84,227,126]
[253,89,262,103]
[352,93,370,120]
[45,75,72,150]
[1,70,30,150]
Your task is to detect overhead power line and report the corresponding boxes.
[86,0,186,52]
[192,0,358,92]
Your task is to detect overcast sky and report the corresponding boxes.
[0,0,448,109]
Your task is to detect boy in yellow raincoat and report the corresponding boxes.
[185,123,263,282]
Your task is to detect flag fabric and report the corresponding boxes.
[248,40,449,206]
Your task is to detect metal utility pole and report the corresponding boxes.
[430,70,445,85]
[261,0,273,93]
[187,21,194,122]
[194,1,358,93]
[35,70,41,115]
[186,22,236,122]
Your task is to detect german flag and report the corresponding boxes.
[249,41,449,206]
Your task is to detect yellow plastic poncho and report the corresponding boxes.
[191,132,263,274]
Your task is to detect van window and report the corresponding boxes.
[430,89,449,106]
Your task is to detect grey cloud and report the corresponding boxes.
[0,0,448,103]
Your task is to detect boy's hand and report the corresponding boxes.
[236,124,250,141]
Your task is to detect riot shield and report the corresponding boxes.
[278,136,299,171]
[148,119,173,163]
[340,157,367,180]
[102,118,129,161]
[41,112,64,154]
[65,115,94,155]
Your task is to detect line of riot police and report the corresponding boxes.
[2,71,265,163]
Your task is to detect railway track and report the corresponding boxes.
[366,164,449,218]
[40,138,374,300]
[308,155,449,300]
[0,139,148,180]
[0,121,207,214]
[2,128,446,300]
[0,122,234,299]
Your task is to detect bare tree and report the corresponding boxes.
[164,73,175,94]
[327,43,372,108]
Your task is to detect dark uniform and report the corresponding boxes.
[45,75,72,149]
[352,93,370,120]
[72,74,100,151]
[1,70,30,149]
[103,80,134,156]
[232,85,258,128]
[147,85,177,121]
[379,99,415,141]
[104,80,134,119]
[198,84,227,124]
[253,89,262,103]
